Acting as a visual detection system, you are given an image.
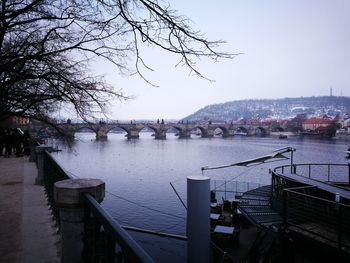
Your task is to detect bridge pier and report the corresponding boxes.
[96,130,108,140]
[202,130,214,138]
[154,130,166,140]
[126,129,140,139]
[179,130,191,139]
[201,129,214,138]
[226,129,236,137]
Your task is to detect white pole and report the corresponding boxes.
[187,176,211,263]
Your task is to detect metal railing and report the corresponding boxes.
[274,163,349,183]
[271,163,350,251]
[41,150,154,262]
[43,151,71,226]
[211,180,261,201]
[283,186,350,250]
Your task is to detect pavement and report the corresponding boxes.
[0,157,60,263]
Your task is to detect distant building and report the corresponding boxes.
[302,116,332,131]
[0,115,29,128]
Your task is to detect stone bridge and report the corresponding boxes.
[31,122,279,140]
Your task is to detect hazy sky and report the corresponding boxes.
[96,0,350,120]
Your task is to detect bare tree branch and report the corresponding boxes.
[1,0,235,131]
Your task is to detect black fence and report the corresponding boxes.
[273,163,349,183]
[41,150,154,263]
[272,164,350,251]
[283,186,350,250]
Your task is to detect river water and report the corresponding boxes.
[51,132,349,235]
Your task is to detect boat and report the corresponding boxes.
[204,146,350,262]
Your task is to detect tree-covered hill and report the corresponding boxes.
[183,96,350,122]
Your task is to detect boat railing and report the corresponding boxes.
[211,180,262,200]
[41,150,154,263]
[283,186,350,250]
[274,163,349,184]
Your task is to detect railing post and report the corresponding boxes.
[224,180,227,200]
[283,190,288,230]
[35,145,53,185]
[335,193,342,250]
[328,164,330,182]
[54,179,105,263]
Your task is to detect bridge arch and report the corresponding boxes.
[105,126,128,134]
[213,126,230,137]
[36,126,55,140]
[73,126,98,139]
[139,126,157,138]
[271,126,284,132]
[254,126,267,136]
[191,126,206,137]
[235,126,249,135]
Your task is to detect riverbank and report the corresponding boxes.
[0,157,60,263]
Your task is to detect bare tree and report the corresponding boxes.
[0,0,234,127]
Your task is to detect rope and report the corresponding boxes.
[106,191,186,220]
[65,170,186,220]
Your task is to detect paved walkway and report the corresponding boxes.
[0,157,60,263]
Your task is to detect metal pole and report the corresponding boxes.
[346,146,350,184]
[290,150,294,174]
[187,176,211,263]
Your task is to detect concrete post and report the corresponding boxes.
[187,176,211,263]
[35,145,52,185]
[54,179,105,263]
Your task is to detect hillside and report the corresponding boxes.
[183,96,350,122]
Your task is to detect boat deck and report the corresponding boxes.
[238,185,283,228]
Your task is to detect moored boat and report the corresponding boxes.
[206,147,350,262]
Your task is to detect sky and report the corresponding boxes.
[93,0,350,121]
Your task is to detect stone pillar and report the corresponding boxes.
[127,129,140,139]
[154,129,166,140]
[54,179,105,263]
[178,129,191,139]
[35,145,52,185]
[201,129,214,138]
[227,129,236,137]
[96,129,108,140]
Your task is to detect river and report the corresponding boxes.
[51,132,349,235]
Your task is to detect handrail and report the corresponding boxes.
[273,163,350,183]
[284,187,350,208]
[270,163,350,251]
[44,150,72,180]
[83,194,155,263]
[283,187,350,250]
[41,150,155,263]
